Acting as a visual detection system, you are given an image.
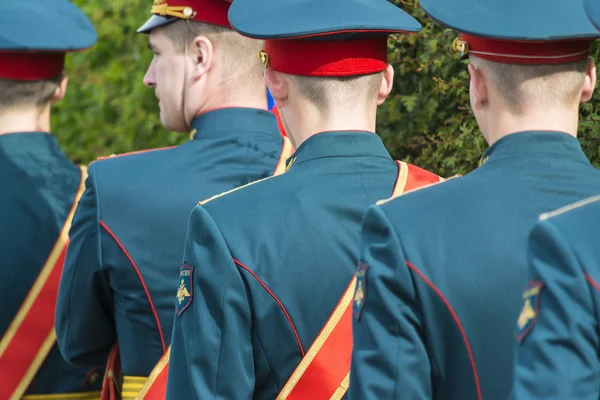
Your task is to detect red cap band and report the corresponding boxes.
[0,52,65,81]
[152,0,231,28]
[462,34,593,65]
[264,37,388,77]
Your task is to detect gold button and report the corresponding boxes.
[183,7,193,17]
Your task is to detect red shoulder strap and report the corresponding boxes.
[277,277,356,400]
[0,166,87,400]
[391,161,443,198]
[276,162,441,399]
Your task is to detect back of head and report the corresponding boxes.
[471,56,589,114]
[0,75,64,111]
[0,0,96,113]
[288,73,383,113]
[228,0,422,144]
[420,0,599,139]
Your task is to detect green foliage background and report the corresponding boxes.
[54,0,600,177]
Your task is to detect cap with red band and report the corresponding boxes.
[452,34,594,65]
[228,0,422,77]
[138,0,232,34]
[420,0,599,65]
[0,52,66,81]
[261,36,390,77]
[0,0,96,81]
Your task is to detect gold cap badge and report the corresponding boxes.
[151,1,196,19]
[452,37,470,59]
[258,49,270,68]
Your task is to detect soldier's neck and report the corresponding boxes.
[483,104,579,146]
[0,104,51,135]
[285,101,377,149]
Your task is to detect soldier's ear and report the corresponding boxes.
[50,73,68,104]
[377,64,394,106]
[580,56,596,104]
[264,68,288,108]
[190,35,214,79]
[468,62,488,111]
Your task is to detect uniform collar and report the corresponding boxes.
[287,131,392,169]
[479,131,588,166]
[189,107,280,140]
[0,131,64,160]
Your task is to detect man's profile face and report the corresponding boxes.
[143,27,188,132]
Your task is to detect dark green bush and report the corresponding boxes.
[54,0,600,176]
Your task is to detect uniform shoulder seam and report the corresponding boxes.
[96,146,176,161]
[199,175,278,206]
[540,194,600,221]
[376,173,460,206]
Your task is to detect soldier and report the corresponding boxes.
[510,196,600,399]
[350,0,600,399]
[54,0,292,398]
[165,0,442,398]
[0,0,103,399]
[511,2,600,398]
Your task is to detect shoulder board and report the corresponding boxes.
[199,175,278,206]
[96,146,176,161]
[539,194,600,221]
[376,172,461,207]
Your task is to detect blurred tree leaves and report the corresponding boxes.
[54,0,600,176]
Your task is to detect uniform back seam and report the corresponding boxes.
[405,260,482,400]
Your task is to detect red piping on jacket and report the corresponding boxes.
[585,274,600,292]
[405,261,482,400]
[100,220,167,352]
[233,258,305,356]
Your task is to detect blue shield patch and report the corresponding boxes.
[176,263,194,317]
[353,263,369,320]
[515,280,544,342]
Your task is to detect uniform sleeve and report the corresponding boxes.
[511,220,600,400]
[350,205,431,399]
[55,163,115,368]
[166,205,254,400]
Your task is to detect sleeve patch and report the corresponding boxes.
[515,280,544,343]
[353,263,369,320]
[176,263,194,317]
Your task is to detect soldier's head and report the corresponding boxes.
[467,55,595,137]
[228,0,422,148]
[0,74,68,115]
[420,0,599,145]
[139,0,266,133]
[0,0,96,130]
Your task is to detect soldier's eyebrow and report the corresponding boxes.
[147,42,156,51]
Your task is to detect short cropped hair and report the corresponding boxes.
[289,72,383,111]
[161,20,264,88]
[471,56,589,113]
[0,74,62,110]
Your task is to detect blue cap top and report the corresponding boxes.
[0,0,96,51]
[228,0,422,40]
[584,0,600,32]
[419,0,599,40]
